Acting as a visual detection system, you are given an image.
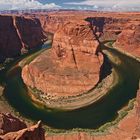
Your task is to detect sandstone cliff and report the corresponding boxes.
[22,21,103,97]
[0,121,45,140]
[0,15,47,62]
[114,24,140,58]
[0,113,26,135]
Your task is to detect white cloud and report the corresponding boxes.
[0,0,61,10]
[65,0,140,10]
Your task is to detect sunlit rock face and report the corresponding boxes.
[22,21,103,97]
[114,24,140,57]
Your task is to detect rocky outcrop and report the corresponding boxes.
[114,24,140,58]
[0,15,47,62]
[39,15,66,34]
[0,113,26,135]
[22,12,140,98]
[0,113,45,140]
[135,87,140,139]
[0,15,22,62]
[22,21,103,97]
[0,121,45,140]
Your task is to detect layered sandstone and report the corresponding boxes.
[0,15,47,62]
[114,24,140,58]
[22,21,103,97]
[0,113,26,135]
[0,113,45,140]
[0,121,45,140]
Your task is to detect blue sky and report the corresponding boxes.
[0,0,140,11]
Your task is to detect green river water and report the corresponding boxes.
[1,44,140,130]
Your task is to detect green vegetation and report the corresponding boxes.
[97,99,135,133]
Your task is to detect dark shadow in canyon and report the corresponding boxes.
[0,16,47,63]
[85,17,112,81]
[85,17,105,35]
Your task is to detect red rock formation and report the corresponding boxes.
[39,15,66,34]
[114,24,140,58]
[0,113,26,135]
[0,121,45,140]
[0,15,47,62]
[22,11,140,98]
[22,21,103,97]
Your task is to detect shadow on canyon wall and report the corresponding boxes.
[0,15,46,63]
[85,17,112,81]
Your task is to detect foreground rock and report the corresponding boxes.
[0,121,45,140]
[0,113,26,135]
[0,113,44,140]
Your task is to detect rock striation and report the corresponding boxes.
[0,121,45,140]
[114,24,140,58]
[0,113,45,140]
[0,15,47,62]
[22,21,103,97]
[0,113,26,135]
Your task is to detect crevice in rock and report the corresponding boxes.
[71,47,78,70]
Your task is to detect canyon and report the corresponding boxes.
[0,11,140,140]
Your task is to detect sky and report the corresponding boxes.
[0,0,140,11]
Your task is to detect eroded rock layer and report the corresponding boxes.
[0,113,26,135]
[0,120,45,140]
[0,15,47,62]
[22,21,103,97]
[114,24,140,57]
